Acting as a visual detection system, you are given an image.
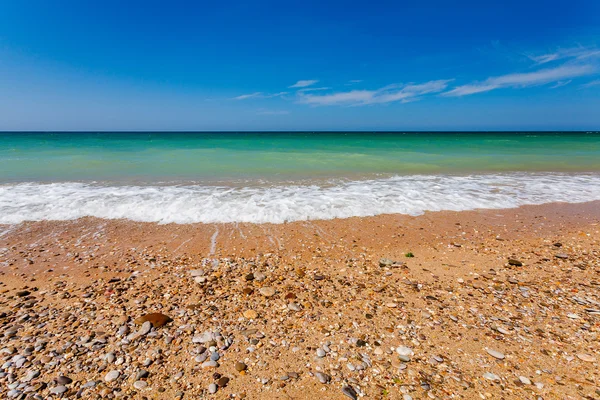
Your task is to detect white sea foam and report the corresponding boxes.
[1,173,600,224]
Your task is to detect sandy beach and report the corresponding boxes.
[0,201,599,399]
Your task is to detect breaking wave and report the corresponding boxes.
[1,173,600,224]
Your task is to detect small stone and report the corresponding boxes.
[486,349,505,360]
[315,372,330,384]
[235,362,247,372]
[22,370,39,382]
[134,370,149,381]
[57,376,73,385]
[519,376,532,385]
[134,313,173,327]
[217,376,229,387]
[316,348,326,357]
[50,385,68,395]
[379,258,394,267]
[133,380,148,390]
[259,287,275,297]
[577,353,596,362]
[396,346,414,357]
[555,253,569,259]
[16,290,31,297]
[287,303,302,311]
[208,383,218,394]
[508,259,523,266]
[342,385,358,400]
[254,272,266,282]
[104,370,120,383]
[483,372,500,381]
[243,310,258,319]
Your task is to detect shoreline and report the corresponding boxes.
[0,201,599,398]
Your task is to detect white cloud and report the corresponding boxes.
[442,65,596,97]
[289,80,319,88]
[580,79,600,88]
[550,80,572,89]
[299,80,452,106]
[296,87,331,92]
[233,91,288,100]
[529,46,600,65]
[234,92,263,100]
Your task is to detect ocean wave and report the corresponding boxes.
[1,173,600,224]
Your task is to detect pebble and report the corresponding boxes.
[243,310,258,319]
[288,302,302,311]
[483,372,501,381]
[577,353,596,362]
[134,312,173,327]
[57,375,73,385]
[217,376,229,387]
[104,370,120,382]
[486,348,505,360]
[316,348,326,357]
[235,362,247,372]
[342,385,358,400]
[315,372,330,384]
[519,376,532,385]
[208,383,218,394]
[50,385,68,395]
[133,380,148,390]
[259,287,275,297]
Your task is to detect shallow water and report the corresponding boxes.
[1,131,600,223]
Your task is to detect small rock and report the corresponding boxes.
[104,370,120,383]
[486,349,505,360]
[259,287,275,297]
[57,376,73,385]
[235,362,247,372]
[315,372,330,384]
[243,310,258,319]
[483,372,500,381]
[342,385,358,400]
[519,376,532,385]
[50,386,68,395]
[208,383,218,394]
[134,313,173,327]
[577,353,596,362]
[133,380,148,390]
[508,259,522,266]
[217,376,229,387]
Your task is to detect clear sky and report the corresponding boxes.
[1,0,599,131]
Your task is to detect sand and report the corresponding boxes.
[0,201,599,399]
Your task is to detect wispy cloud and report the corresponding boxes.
[299,80,452,106]
[296,87,331,92]
[289,80,319,88]
[233,91,288,100]
[580,79,600,89]
[234,92,263,100]
[442,64,596,97]
[550,80,572,89]
[529,46,600,65]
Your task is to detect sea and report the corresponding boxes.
[1,131,600,224]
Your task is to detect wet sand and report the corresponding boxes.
[1,201,599,399]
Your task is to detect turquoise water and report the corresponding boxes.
[1,132,600,224]
[1,132,600,183]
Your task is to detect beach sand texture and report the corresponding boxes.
[1,201,599,399]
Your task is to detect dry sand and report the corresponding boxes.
[1,201,599,399]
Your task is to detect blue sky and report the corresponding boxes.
[0,0,599,130]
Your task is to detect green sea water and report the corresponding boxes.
[1,131,600,183]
